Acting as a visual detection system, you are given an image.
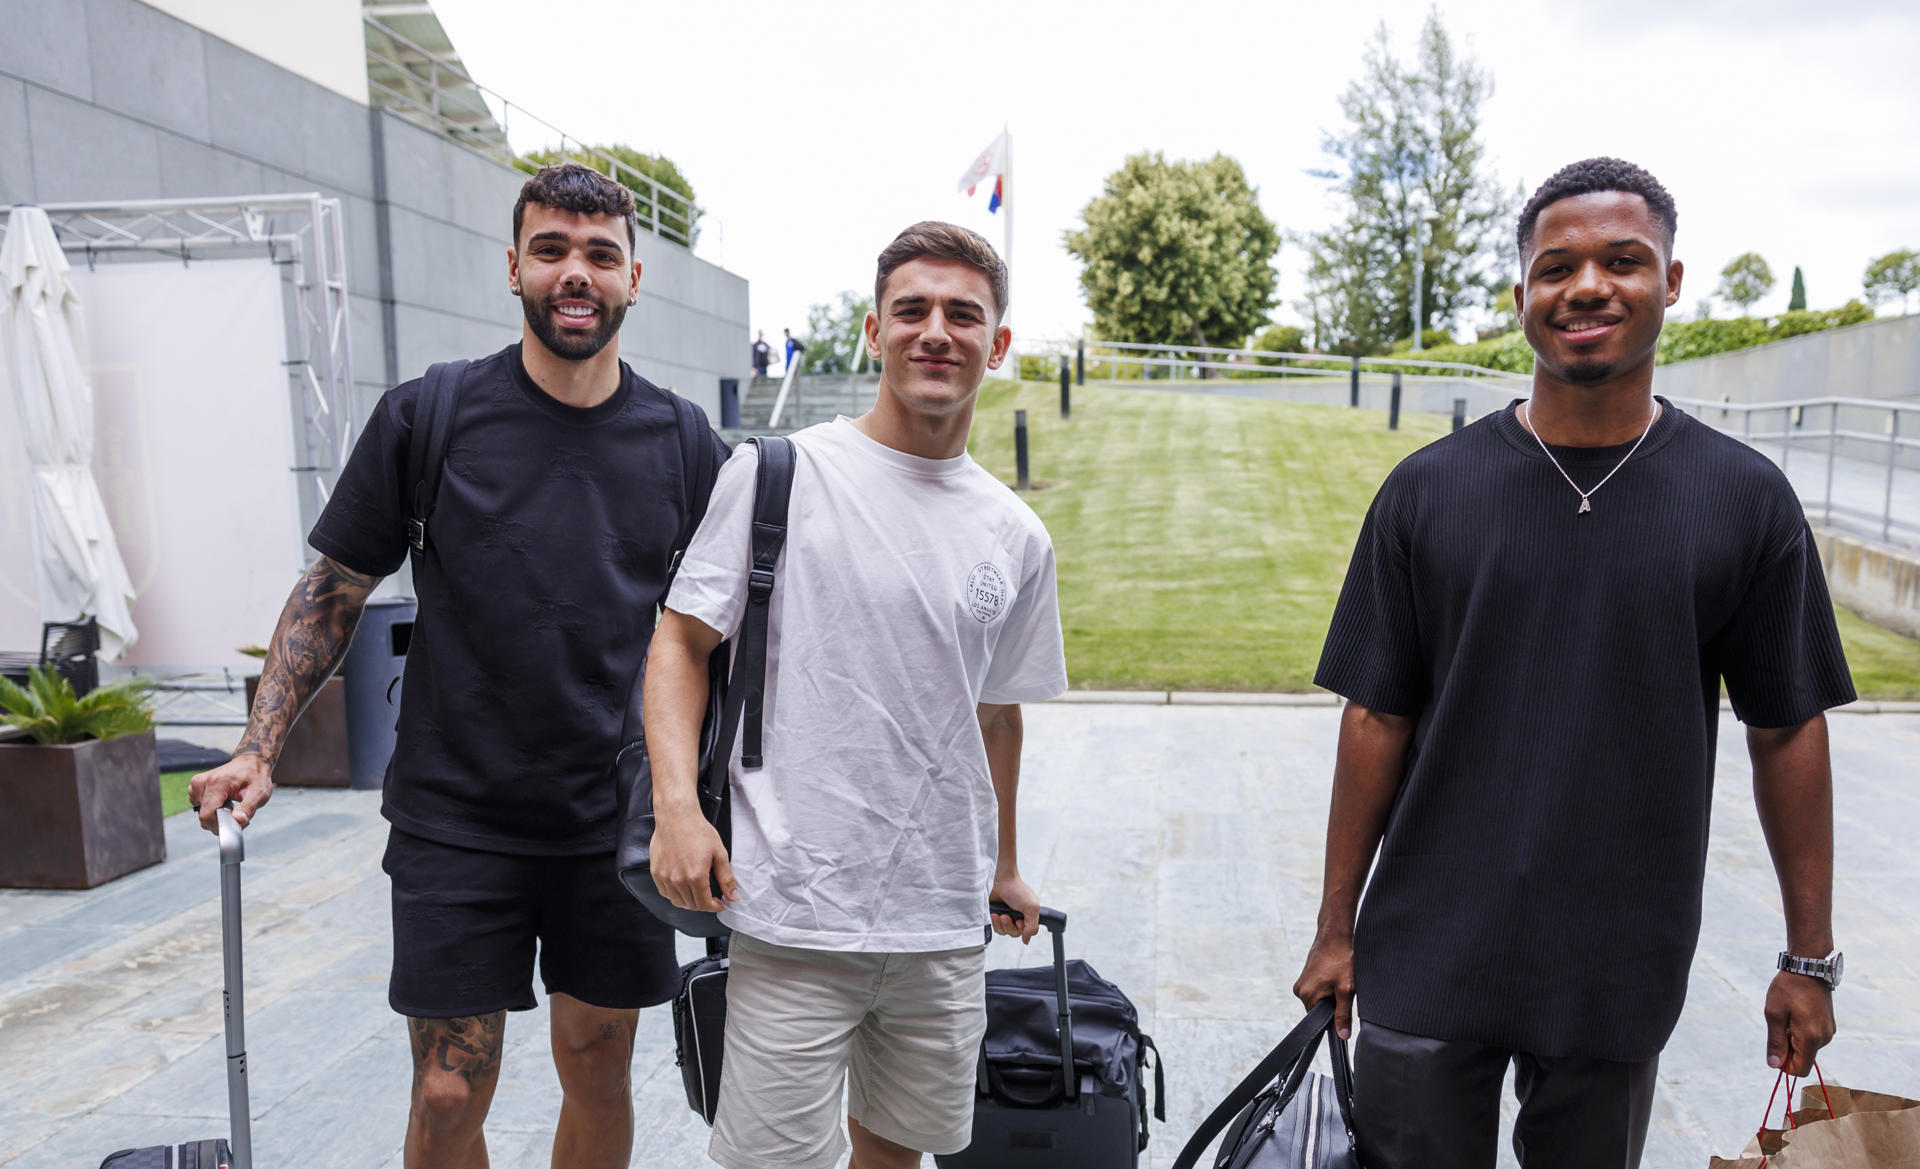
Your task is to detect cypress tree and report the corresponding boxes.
[1788,266,1807,312]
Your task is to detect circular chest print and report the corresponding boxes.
[966,562,1009,623]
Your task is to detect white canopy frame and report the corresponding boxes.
[0,193,358,539]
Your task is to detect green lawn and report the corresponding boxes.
[160,770,195,817]
[965,380,1920,698]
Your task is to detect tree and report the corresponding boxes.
[1787,265,1806,312]
[798,291,875,375]
[518,143,702,246]
[1716,252,1774,314]
[1250,324,1308,367]
[1863,249,1920,314]
[1297,12,1516,355]
[1065,152,1279,362]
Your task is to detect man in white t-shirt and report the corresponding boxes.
[645,221,1069,1169]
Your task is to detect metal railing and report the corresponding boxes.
[1018,339,1917,547]
[1023,337,1531,384]
[1665,396,1920,546]
[363,13,702,251]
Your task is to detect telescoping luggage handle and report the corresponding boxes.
[988,901,1077,1103]
[217,808,255,1169]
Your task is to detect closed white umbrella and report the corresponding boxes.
[1,205,137,659]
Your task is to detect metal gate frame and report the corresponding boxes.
[0,193,358,539]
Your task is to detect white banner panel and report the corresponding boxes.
[0,258,300,667]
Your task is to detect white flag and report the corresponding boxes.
[957,131,1009,195]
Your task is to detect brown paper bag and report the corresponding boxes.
[1709,1082,1920,1168]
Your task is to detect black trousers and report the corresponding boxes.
[1353,1018,1659,1169]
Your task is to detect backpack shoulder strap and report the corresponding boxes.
[406,359,468,561]
[733,435,793,770]
[665,389,723,582]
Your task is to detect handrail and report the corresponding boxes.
[1026,337,1532,382]
[767,356,804,429]
[363,13,703,250]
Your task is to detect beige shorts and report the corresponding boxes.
[708,932,989,1169]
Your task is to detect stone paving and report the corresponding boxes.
[2,703,1916,1168]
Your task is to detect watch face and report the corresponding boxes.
[1830,951,1844,989]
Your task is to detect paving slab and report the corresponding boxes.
[1,705,1914,1167]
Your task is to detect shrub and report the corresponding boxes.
[0,667,155,746]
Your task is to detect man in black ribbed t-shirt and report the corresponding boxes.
[1295,158,1855,1168]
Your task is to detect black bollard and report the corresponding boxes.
[1059,357,1071,418]
[1452,398,1466,432]
[1015,409,1030,490]
[1075,340,1085,386]
[1389,373,1402,430]
[1350,356,1361,407]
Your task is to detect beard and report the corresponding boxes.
[1562,357,1617,385]
[522,292,627,361]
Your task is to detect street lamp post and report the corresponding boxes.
[1411,212,1441,352]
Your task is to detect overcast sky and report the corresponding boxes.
[431,0,1919,352]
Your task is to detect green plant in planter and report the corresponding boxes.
[0,666,155,746]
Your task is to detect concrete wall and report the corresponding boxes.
[138,0,366,103]
[1814,526,1920,641]
[0,0,748,429]
[1653,313,1920,406]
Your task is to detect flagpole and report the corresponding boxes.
[1002,124,1013,331]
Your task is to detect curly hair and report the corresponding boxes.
[513,163,637,252]
[1517,157,1676,260]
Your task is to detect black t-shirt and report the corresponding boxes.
[1315,398,1854,1063]
[309,344,729,855]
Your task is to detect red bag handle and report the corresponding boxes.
[1755,1060,1833,1168]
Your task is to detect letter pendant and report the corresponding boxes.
[1578,497,1592,515]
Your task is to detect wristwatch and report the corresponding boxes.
[1778,949,1844,990]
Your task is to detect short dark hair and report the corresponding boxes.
[512,163,638,252]
[1516,157,1677,261]
[875,221,1009,320]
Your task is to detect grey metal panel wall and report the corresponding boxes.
[0,0,748,427]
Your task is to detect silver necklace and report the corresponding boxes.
[1521,400,1660,515]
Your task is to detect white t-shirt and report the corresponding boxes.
[666,418,1068,952]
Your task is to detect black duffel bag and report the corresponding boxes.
[1171,998,1359,1169]
[612,435,794,937]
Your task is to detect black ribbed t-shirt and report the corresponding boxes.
[309,344,728,855]
[1315,398,1854,1062]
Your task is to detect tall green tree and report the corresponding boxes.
[1065,152,1279,359]
[519,143,702,246]
[799,291,875,374]
[1717,252,1775,313]
[1297,12,1515,355]
[1787,265,1807,312]
[1863,249,1920,314]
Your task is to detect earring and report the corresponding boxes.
[627,297,636,306]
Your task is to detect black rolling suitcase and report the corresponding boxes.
[937,904,1164,1169]
[99,808,253,1169]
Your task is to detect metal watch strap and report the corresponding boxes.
[1778,949,1842,989]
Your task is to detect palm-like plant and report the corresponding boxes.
[0,666,155,746]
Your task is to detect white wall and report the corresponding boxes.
[0,258,304,666]
[138,0,368,104]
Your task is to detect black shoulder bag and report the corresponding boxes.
[613,435,795,937]
[1170,998,1360,1169]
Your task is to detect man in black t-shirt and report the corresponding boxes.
[188,164,727,1169]
[1295,158,1854,1169]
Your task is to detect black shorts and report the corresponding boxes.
[382,827,680,1018]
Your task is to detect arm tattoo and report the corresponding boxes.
[408,1013,505,1086]
[236,555,380,767]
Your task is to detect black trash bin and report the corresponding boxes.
[719,377,741,429]
[341,598,416,791]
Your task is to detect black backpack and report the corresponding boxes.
[405,358,723,573]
